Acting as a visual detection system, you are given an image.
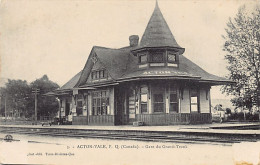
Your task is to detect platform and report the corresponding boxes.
[0,122,259,135]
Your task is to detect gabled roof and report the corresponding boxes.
[75,46,134,87]
[59,70,82,90]
[94,46,130,79]
[138,2,183,49]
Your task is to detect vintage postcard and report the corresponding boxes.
[0,0,260,165]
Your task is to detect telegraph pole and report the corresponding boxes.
[0,96,1,119]
[5,95,7,121]
[32,88,40,124]
[258,87,260,121]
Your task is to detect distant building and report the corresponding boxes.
[211,99,236,110]
[50,2,232,125]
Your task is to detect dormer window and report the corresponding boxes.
[136,49,179,68]
[167,51,178,67]
[138,53,147,63]
[150,51,164,63]
[167,53,176,62]
[91,69,107,80]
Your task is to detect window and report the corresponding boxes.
[91,69,107,80]
[169,85,178,113]
[150,52,164,63]
[91,72,96,79]
[190,89,199,112]
[138,54,147,63]
[92,90,109,115]
[99,70,104,78]
[76,94,83,115]
[153,86,165,113]
[96,71,100,79]
[100,70,107,78]
[153,94,164,112]
[168,53,176,62]
[140,86,148,113]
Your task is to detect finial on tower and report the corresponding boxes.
[155,0,159,8]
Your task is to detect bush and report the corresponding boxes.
[225,108,232,115]
[227,111,259,121]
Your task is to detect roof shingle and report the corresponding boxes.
[59,70,82,90]
[138,2,183,49]
[59,2,232,89]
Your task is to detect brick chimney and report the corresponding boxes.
[129,35,139,47]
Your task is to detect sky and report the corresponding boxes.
[0,0,258,99]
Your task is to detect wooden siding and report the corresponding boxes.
[120,115,129,125]
[189,113,212,124]
[88,115,115,126]
[180,89,190,113]
[200,89,210,113]
[136,113,212,125]
[72,116,88,125]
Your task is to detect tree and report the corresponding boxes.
[30,75,60,119]
[0,87,7,116]
[222,5,260,111]
[0,75,60,119]
[0,79,31,118]
[225,108,232,115]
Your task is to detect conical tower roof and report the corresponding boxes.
[139,1,183,49]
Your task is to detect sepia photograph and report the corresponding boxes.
[0,0,260,164]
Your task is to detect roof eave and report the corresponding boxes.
[198,79,236,85]
[78,82,119,89]
[117,75,201,82]
[131,46,185,55]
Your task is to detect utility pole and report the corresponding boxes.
[258,89,260,121]
[0,96,1,119]
[5,95,7,121]
[32,88,40,124]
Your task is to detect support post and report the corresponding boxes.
[5,95,7,121]
[256,85,260,121]
[56,97,61,124]
[35,91,37,122]
[32,89,40,124]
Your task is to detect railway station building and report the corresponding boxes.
[51,2,232,125]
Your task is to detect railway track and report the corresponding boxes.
[0,127,259,145]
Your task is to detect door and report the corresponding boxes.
[65,102,70,116]
[115,87,124,125]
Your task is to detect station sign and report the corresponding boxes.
[142,71,188,75]
[73,89,78,95]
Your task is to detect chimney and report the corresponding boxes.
[129,35,139,47]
